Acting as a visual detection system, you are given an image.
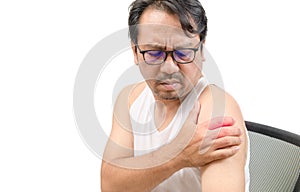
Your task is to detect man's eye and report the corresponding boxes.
[147,51,164,57]
[175,50,192,58]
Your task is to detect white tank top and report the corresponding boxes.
[129,77,250,191]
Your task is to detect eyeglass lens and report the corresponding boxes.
[144,49,195,65]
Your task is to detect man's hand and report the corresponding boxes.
[174,101,242,168]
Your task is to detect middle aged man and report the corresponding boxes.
[101,0,250,191]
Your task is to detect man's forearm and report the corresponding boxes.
[101,123,193,192]
[101,154,183,192]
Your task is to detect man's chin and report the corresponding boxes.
[158,95,180,101]
[154,90,186,101]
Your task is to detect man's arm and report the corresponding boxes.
[101,84,244,192]
[101,83,184,192]
[199,85,249,192]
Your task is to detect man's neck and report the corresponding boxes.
[154,99,181,132]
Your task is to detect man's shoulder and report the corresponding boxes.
[199,84,240,119]
[117,81,147,107]
[200,84,237,104]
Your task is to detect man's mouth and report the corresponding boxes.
[157,79,182,90]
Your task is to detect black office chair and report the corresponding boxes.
[245,121,300,192]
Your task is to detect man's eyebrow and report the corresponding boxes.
[174,42,199,49]
[139,43,165,50]
[139,42,199,49]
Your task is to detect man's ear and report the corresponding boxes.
[201,40,206,62]
[131,41,138,65]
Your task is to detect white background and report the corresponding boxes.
[0,0,299,191]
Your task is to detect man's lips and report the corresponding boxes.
[160,79,179,84]
[157,79,182,90]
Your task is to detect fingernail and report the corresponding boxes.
[233,146,240,151]
[237,128,242,135]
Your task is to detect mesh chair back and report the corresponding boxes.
[245,121,300,192]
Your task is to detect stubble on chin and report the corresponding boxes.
[152,82,188,101]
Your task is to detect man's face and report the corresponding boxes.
[132,8,205,101]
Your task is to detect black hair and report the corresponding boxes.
[128,0,208,45]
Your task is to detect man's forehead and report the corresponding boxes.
[137,24,199,46]
[138,23,190,37]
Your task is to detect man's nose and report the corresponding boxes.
[160,53,179,74]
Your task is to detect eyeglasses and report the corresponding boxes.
[136,42,202,65]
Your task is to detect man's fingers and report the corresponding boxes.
[203,126,242,142]
[195,124,241,149]
[209,146,240,161]
[199,134,241,152]
[212,136,242,150]
[207,116,235,130]
[215,126,242,139]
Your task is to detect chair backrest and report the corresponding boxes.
[245,121,300,192]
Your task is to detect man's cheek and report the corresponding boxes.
[139,67,159,81]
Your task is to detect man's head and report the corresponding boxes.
[128,0,207,45]
[128,0,208,101]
